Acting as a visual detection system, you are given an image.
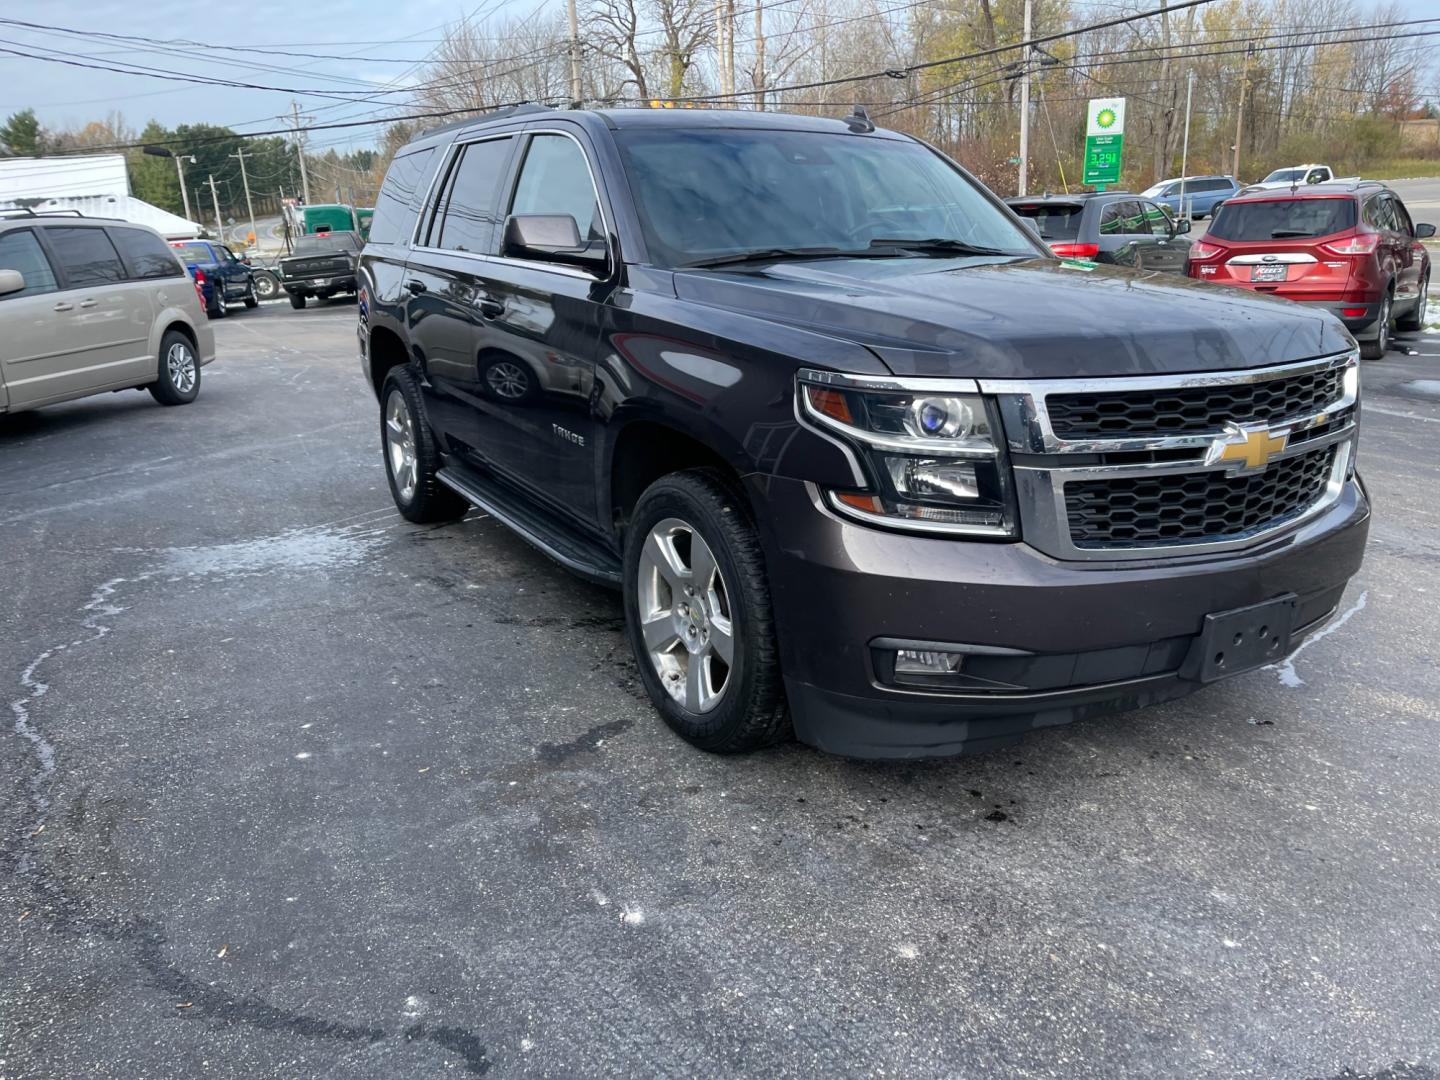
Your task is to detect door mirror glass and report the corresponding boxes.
[0,268,25,296]
[1417,222,1436,239]
[1174,217,1191,235]
[501,214,605,268]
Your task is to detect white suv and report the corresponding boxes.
[0,211,216,415]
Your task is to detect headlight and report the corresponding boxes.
[798,370,1018,537]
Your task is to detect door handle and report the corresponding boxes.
[78,298,98,309]
[477,296,505,318]
[406,279,427,294]
[53,301,74,312]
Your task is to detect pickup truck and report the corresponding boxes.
[278,230,361,309]
[358,106,1369,759]
[169,239,258,317]
[1241,164,1358,195]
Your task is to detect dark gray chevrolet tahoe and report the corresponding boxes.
[357,106,1368,758]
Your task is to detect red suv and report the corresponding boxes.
[1186,181,1433,358]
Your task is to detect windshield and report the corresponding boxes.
[614,128,1035,268]
[1208,197,1356,241]
[1007,202,1083,241]
[1261,169,1306,184]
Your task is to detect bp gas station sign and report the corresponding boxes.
[1083,98,1126,188]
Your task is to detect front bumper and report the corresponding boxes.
[749,473,1370,758]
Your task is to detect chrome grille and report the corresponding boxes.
[1065,445,1337,548]
[981,350,1359,561]
[1046,367,1346,439]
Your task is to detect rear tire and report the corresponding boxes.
[288,292,305,310]
[622,469,790,754]
[211,287,228,318]
[1396,277,1428,332]
[149,330,200,406]
[380,367,469,524]
[254,270,279,300]
[1361,292,1392,360]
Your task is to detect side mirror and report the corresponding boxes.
[1174,218,1191,235]
[241,255,252,265]
[1417,223,1436,239]
[0,268,25,297]
[501,214,606,269]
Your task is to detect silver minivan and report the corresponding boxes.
[0,211,216,415]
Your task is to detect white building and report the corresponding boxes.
[0,153,203,239]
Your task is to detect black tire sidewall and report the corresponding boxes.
[289,293,305,309]
[622,471,786,753]
[151,331,200,405]
[379,368,468,524]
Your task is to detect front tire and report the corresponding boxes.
[380,367,469,524]
[149,330,200,406]
[254,270,279,300]
[288,292,305,310]
[623,469,790,754]
[243,281,259,309]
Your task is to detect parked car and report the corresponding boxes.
[0,210,214,414]
[1004,192,1192,272]
[168,239,258,317]
[1239,164,1358,196]
[1138,174,1241,218]
[1186,180,1433,359]
[278,231,361,309]
[359,106,1367,760]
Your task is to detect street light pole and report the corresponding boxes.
[566,0,583,104]
[173,155,194,222]
[1178,70,1195,219]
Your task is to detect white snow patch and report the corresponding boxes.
[520,1037,536,1052]
[294,752,312,760]
[161,525,384,578]
[592,890,610,907]
[1222,939,1240,949]
[621,908,645,925]
[1267,590,1367,687]
[402,995,426,1019]
[896,944,920,960]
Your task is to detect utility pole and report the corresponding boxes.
[1154,0,1171,181]
[1017,0,1032,195]
[1178,70,1195,218]
[230,148,258,252]
[566,0,583,104]
[290,100,312,205]
[715,0,735,97]
[1232,45,1252,181]
[206,174,222,240]
[754,0,765,110]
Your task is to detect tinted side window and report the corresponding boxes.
[0,229,59,297]
[510,134,599,239]
[1389,196,1414,236]
[1199,178,1229,193]
[1098,202,1125,235]
[434,137,513,253]
[370,147,437,245]
[110,228,184,279]
[47,227,126,288]
[1140,201,1171,234]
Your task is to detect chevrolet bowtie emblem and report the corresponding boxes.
[1205,422,1289,474]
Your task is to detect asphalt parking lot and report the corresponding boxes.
[3,298,1439,1080]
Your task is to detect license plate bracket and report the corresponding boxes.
[1250,263,1288,282]
[1195,596,1297,682]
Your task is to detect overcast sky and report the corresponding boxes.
[7,0,1440,153]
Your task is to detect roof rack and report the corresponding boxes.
[0,207,88,219]
[419,102,553,138]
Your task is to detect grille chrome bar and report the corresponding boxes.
[981,350,1358,455]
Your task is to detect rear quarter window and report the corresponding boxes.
[1209,198,1357,241]
[1009,203,1083,241]
[110,228,185,279]
[369,148,438,245]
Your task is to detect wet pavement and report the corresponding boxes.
[2,300,1438,1079]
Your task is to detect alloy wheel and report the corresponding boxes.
[1377,296,1391,354]
[385,390,419,502]
[636,517,736,713]
[486,361,529,400]
[166,341,196,394]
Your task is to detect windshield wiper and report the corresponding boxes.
[868,237,1022,257]
[680,246,898,269]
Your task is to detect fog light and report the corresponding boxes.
[895,649,964,675]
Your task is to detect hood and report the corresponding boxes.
[670,256,1353,379]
